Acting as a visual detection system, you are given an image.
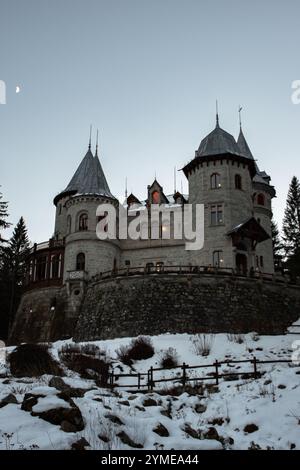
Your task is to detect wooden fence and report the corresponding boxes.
[108,357,298,391]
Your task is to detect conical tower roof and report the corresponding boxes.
[54,146,114,205]
[237,128,254,159]
[197,118,242,158]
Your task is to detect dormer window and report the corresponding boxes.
[152,191,160,204]
[211,173,221,189]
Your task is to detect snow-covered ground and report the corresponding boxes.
[0,323,300,450]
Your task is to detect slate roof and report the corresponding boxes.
[54,148,115,205]
[197,120,243,158]
[237,128,254,159]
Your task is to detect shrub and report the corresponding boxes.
[226,333,245,344]
[8,343,63,378]
[159,347,179,369]
[58,343,110,386]
[116,337,154,365]
[191,334,215,356]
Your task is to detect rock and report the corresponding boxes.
[104,414,124,425]
[118,400,130,406]
[61,420,78,433]
[21,393,45,412]
[71,438,90,450]
[0,394,18,408]
[183,424,200,439]
[143,398,157,407]
[278,384,286,389]
[244,423,259,434]
[160,409,172,419]
[32,405,84,431]
[117,431,143,448]
[208,417,224,426]
[2,379,10,385]
[153,423,169,437]
[264,379,272,385]
[98,434,110,443]
[195,403,207,414]
[203,427,219,440]
[135,405,145,412]
[49,376,87,398]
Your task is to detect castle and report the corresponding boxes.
[10,115,300,344]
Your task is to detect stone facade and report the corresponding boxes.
[10,116,292,344]
[74,274,300,341]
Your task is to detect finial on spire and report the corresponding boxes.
[239,106,243,130]
[216,100,219,127]
[174,166,177,193]
[88,124,92,150]
[95,129,99,157]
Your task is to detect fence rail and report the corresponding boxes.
[91,265,297,286]
[108,356,299,391]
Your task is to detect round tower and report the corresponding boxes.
[183,115,270,274]
[53,137,120,291]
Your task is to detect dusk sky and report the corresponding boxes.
[1,0,300,243]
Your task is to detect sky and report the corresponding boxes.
[0,0,300,243]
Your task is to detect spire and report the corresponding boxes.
[216,100,219,128]
[88,125,92,151]
[95,129,99,157]
[174,166,177,193]
[237,127,254,160]
[238,105,243,130]
[125,177,128,199]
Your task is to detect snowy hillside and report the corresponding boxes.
[0,325,300,450]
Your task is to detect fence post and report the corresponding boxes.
[253,356,258,379]
[214,360,219,385]
[110,369,114,389]
[149,366,154,391]
[182,362,187,387]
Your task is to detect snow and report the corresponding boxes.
[0,324,300,450]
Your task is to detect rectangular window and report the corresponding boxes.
[125,260,131,266]
[260,256,264,268]
[210,204,224,225]
[213,250,223,267]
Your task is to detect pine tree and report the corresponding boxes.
[282,176,300,256]
[0,189,10,243]
[0,217,30,338]
[271,216,282,258]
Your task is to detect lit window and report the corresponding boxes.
[156,262,164,272]
[210,204,223,225]
[152,191,160,204]
[211,173,221,189]
[213,250,223,267]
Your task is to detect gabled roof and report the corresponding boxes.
[227,217,270,243]
[54,148,114,205]
[237,128,254,159]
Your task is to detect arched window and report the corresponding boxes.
[78,213,88,231]
[76,252,85,271]
[210,173,221,189]
[235,174,242,190]
[257,193,265,206]
[67,215,72,234]
[152,191,160,204]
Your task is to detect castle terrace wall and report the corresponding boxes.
[74,274,300,341]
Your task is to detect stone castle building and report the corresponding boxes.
[10,115,300,344]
